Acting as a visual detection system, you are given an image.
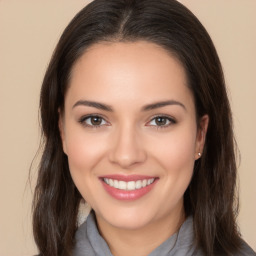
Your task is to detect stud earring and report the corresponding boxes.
[198,152,201,157]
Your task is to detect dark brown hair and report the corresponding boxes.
[33,0,242,255]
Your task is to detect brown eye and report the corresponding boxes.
[80,115,107,127]
[155,117,168,126]
[91,116,103,125]
[147,115,176,128]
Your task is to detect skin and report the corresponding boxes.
[59,41,209,256]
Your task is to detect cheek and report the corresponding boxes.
[64,129,107,176]
[64,130,108,206]
[151,126,197,169]
[149,126,197,200]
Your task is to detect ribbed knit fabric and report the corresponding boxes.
[73,211,256,256]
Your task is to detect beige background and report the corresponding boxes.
[0,1,255,255]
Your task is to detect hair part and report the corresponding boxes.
[33,0,241,255]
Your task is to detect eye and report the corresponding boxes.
[79,115,108,127]
[147,115,176,128]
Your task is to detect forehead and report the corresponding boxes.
[66,41,194,111]
[70,41,186,86]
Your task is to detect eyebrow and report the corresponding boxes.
[141,100,186,111]
[72,99,186,112]
[72,100,113,112]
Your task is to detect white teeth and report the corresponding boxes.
[119,181,127,190]
[135,180,142,189]
[103,178,155,191]
[114,179,119,188]
[142,179,147,187]
[109,179,114,186]
[127,181,136,190]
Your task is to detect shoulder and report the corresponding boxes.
[73,219,96,256]
[236,240,256,256]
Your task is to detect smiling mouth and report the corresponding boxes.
[100,175,158,200]
[103,178,156,191]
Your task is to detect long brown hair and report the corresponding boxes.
[33,0,242,255]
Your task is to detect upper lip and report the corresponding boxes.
[99,174,157,182]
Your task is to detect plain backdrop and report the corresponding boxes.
[0,1,255,255]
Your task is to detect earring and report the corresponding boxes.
[198,152,201,157]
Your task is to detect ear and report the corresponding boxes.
[195,114,209,160]
[58,110,67,154]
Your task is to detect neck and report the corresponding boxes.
[95,208,185,256]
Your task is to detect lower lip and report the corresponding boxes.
[100,179,158,201]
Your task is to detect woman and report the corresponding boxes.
[32,0,256,255]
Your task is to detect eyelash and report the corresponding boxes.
[147,115,176,129]
[78,114,176,129]
[78,114,108,128]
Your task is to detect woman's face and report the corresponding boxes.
[60,41,208,231]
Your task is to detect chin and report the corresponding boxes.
[94,203,164,231]
[109,214,153,230]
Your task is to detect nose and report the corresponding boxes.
[108,124,147,169]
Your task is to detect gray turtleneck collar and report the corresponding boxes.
[73,211,256,256]
[73,211,204,256]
